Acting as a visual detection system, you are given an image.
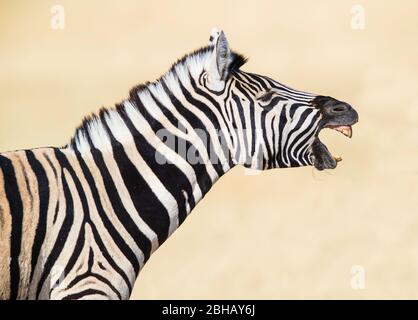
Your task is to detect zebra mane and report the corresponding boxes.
[67,46,247,152]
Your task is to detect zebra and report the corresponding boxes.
[0,28,358,300]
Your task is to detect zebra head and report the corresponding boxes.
[203,28,359,171]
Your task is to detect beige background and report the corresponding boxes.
[1,0,417,299]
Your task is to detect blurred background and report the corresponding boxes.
[0,0,417,299]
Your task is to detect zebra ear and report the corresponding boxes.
[207,28,232,83]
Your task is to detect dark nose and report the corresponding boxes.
[313,95,359,124]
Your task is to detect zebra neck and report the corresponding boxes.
[70,88,236,272]
[112,96,234,225]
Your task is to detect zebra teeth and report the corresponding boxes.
[330,125,352,138]
[334,156,343,163]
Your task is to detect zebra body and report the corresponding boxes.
[0,29,358,299]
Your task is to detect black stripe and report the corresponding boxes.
[260,110,273,169]
[62,288,108,300]
[227,101,240,161]
[88,248,94,269]
[261,96,291,110]
[66,271,122,300]
[231,92,251,166]
[26,150,50,284]
[0,155,23,299]
[44,153,58,179]
[235,82,257,156]
[53,202,59,224]
[270,114,277,168]
[263,77,313,101]
[276,106,287,167]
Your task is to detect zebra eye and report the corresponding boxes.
[256,90,276,103]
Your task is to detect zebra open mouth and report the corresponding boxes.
[311,125,354,171]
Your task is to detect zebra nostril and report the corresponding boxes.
[332,105,348,113]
